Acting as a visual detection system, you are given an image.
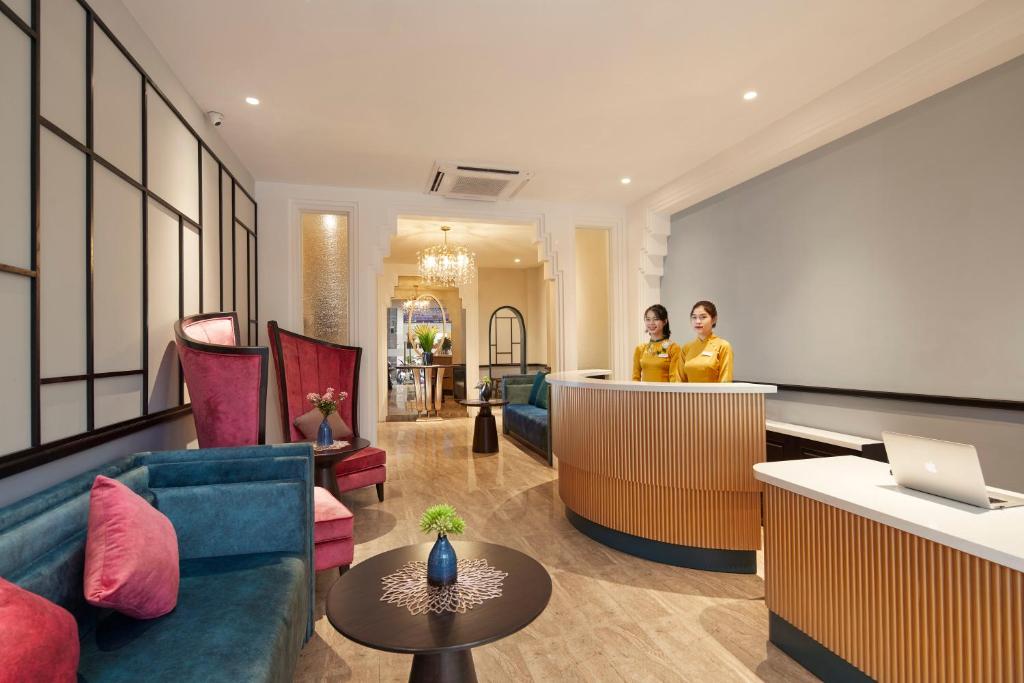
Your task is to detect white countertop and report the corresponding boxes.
[546,369,777,394]
[755,457,1024,572]
[765,420,881,451]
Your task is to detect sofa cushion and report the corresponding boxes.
[504,382,531,405]
[527,371,548,406]
[293,407,353,441]
[313,487,353,543]
[84,476,180,620]
[335,446,387,475]
[534,375,550,410]
[504,404,549,452]
[78,552,308,683]
[0,577,79,683]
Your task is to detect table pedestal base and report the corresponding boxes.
[409,649,476,683]
[472,407,498,453]
[315,463,341,500]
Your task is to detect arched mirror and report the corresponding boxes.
[488,306,527,379]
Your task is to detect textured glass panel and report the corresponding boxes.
[94,164,142,373]
[40,130,87,377]
[0,273,31,455]
[0,20,31,270]
[95,376,143,428]
[235,186,255,229]
[41,0,86,142]
[94,29,142,181]
[201,150,220,312]
[41,381,87,444]
[248,233,256,322]
[146,200,180,412]
[146,89,198,223]
[301,213,349,345]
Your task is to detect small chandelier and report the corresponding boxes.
[417,226,476,287]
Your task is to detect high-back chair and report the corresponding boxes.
[267,321,386,501]
[174,312,269,448]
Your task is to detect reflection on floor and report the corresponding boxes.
[295,417,815,682]
[386,384,467,421]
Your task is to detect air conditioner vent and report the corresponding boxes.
[425,161,532,201]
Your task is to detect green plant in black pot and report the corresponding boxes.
[420,504,465,586]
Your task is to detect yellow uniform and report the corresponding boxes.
[681,334,733,382]
[632,339,682,382]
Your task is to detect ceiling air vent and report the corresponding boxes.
[425,161,532,201]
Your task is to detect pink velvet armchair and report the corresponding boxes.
[174,312,269,448]
[267,321,386,501]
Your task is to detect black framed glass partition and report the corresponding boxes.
[0,0,258,478]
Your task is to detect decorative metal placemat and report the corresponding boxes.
[380,559,507,615]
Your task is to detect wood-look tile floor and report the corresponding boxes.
[295,415,817,682]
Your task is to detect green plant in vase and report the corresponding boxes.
[412,324,438,364]
[420,504,465,586]
[440,336,453,355]
[475,375,493,401]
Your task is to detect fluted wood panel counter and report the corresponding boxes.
[756,457,1024,682]
[548,370,776,573]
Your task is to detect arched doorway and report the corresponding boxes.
[488,306,527,380]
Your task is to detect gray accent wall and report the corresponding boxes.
[663,55,1024,490]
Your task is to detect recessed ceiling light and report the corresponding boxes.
[514,258,521,263]
[245,96,260,105]
[620,177,631,185]
[743,91,758,101]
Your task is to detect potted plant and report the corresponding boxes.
[420,503,465,586]
[413,324,438,365]
[440,336,453,355]
[475,376,493,401]
[306,387,348,448]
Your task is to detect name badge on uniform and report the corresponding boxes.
[701,350,714,357]
[658,353,668,358]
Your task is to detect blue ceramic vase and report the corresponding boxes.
[479,384,492,401]
[427,534,458,587]
[316,417,333,448]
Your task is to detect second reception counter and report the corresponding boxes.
[547,370,777,573]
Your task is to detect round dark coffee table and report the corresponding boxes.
[325,541,551,682]
[313,437,370,500]
[457,399,508,453]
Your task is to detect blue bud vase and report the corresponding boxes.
[479,384,492,401]
[316,417,333,448]
[427,534,457,587]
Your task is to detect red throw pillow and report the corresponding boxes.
[294,407,353,440]
[0,577,79,683]
[84,475,180,619]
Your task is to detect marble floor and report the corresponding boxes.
[295,414,817,682]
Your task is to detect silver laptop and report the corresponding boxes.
[882,431,1024,509]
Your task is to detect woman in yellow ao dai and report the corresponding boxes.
[632,304,683,382]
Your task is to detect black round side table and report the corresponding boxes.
[325,541,551,683]
[457,399,508,453]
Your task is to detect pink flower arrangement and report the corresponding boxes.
[306,387,348,418]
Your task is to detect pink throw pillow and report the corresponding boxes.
[84,475,180,619]
[0,577,79,683]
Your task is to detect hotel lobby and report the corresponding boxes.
[2,1,1023,682]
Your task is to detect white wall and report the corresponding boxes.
[255,181,627,441]
[575,228,610,370]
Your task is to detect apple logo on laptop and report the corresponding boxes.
[925,461,938,474]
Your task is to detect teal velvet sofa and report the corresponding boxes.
[502,372,552,465]
[0,443,315,683]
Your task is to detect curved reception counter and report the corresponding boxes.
[548,370,776,573]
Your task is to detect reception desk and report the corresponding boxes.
[548,370,777,573]
[755,457,1024,682]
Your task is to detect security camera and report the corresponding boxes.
[207,111,224,127]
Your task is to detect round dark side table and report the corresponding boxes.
[325,541,551,682]
[313,437,370,500]
[457,399,508,453]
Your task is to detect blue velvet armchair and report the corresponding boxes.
[0,443,315,682]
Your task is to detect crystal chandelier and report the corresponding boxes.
[417,226,476,287]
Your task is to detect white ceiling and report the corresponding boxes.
[123,0,993,204]
[385,218,539,269]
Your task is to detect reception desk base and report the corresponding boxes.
[769,613,872,683]
[566,509,756,574]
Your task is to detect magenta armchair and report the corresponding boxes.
[268,321,386,501]
[174,312,269,448]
